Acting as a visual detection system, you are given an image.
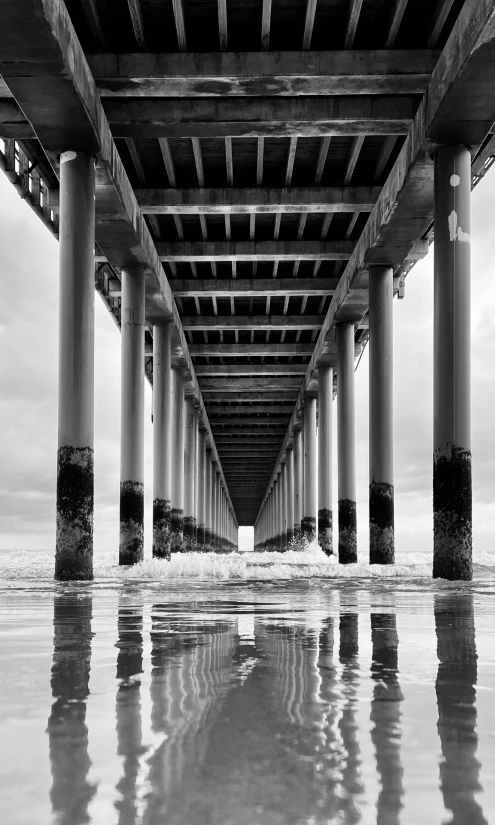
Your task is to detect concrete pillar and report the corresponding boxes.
[286,447,294,547]
[211,465,218,550]
[171,368,185,552]
[204,449,212,551]
[293,428,303,544]
[152,322,172,560]
[183,399,196,551]
[433,146,472,581]
[55,152,95,581]
[336,323,357,564]
[215,476,222,552]
[119,265,145,565]
[197,429,206,551]
[281,461,288,552]
[369,266,395,565]
[318,364,334,556]
[302,397,318,544]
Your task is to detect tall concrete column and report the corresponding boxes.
[302,397,318,544]
[318,364,334,556]
[336,323,357,564]
[369,266,395,565]
[293,428,303,544]
[215,476,222,552]
[286,447,294,547]
[211,465,218,550]
[183,399,196,551]
[204,449,212,551]
[152,322,172,560]
[171,368,185,552]
[119,265,145,565]
[55,152,95,581]
[281,461,288,552]
[197,429,206,551]
[433,146,472,580]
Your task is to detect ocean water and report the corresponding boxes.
[1,547,495,824]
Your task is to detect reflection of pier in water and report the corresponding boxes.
[47,596,96,825]
[435,595,487,825]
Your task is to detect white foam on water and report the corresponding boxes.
[1,541,493,583]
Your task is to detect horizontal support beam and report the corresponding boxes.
[215,438,286,444]
[137,186,378,215]
[104,96,416,138]
[89,51,437,97]
[183,316,324,330]
[211,423,289,428]
[200,377,303,390]
[157,241,353,262]
[48,185,379,215]
[172,278,339,297]
[208,393,298,403]
[190,343,315,356]
[208,405,295,414]
[195,364,307,375]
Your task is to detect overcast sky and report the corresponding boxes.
[1,168,495,560]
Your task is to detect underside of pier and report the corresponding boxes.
[2,0,495,571]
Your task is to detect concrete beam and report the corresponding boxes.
[189,343,315,356]
[48,185,380,215]
[199,377,303,390]
[172,278,339,297]
[104,96,416,138]
[195,364,307,375]
[88,51,437,97]
[157,241,353,262]
[209,406,294,415]
[182,315,324,330]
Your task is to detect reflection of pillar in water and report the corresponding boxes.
[339,614,363,822]
[144,611,238,821]
[47,595,95,824]
[435,595,487,825]
[114,603,143,825]
[370,613,404,824]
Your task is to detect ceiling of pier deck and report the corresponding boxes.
[3,0,472,525]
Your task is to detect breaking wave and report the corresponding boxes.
[1,542,493,582]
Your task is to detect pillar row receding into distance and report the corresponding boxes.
[369,266,395,565]
[197,429,206,550]
[119,265,145,565]
[293,428,303,544]
[55,151,96,581]
[286,447,295,547]
[318,364,334,556]
[152,322,172,561]
[433,145,472,581]
[171,368,185,552]
[302,397,318,544]
[183,398,197,550]
[336,323,358,564]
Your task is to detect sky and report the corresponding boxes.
[1,168,495,560]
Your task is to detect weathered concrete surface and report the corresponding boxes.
[89,50,437,97]
[433,448,472,581]
[55,446,94,581]
[119,480,144,565]
[338,499,357,564]
[318,509,333,557]
[152,498,171,561]
[369,482,395,566]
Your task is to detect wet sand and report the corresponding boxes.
[1,551,495,824]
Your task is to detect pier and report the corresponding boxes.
[2,0,495,580]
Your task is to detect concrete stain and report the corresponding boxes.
[369,481,395,565]
[301,516,317,543]
[152,498,171,561]
[119,480,144,565]
[433,446,472,581]
[55,446,94,581]
[338,498,357,564]
[318,508,333,557]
